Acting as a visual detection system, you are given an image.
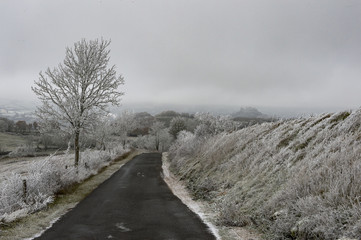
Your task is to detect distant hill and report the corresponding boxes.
[231,107,268,119]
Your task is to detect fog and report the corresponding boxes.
[1,0,361,116]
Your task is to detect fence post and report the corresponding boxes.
[22,179,27,203]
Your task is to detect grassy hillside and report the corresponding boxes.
[168,109,361,239]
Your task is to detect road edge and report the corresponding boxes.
[161,152,221,240]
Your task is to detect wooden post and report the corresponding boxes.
[22,179,27,203]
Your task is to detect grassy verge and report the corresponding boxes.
[0,150,143,240]
[162,152,262,240]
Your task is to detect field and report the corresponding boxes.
[0,132,28,152]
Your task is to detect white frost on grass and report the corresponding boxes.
[161,152,221,240]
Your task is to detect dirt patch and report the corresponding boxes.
[0,150,144,240]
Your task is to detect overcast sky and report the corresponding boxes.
[1,0,361,114]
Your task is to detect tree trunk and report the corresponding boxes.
[155,136,159,151]
[74,131,80,167]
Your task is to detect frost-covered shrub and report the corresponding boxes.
[26,159,62,201]
[77,149,112,179]
[0,155,69,222]
[110,144,127,158]
[0,144,129,223]
[0,173,24,219]
[169,108,361,239]
[169,131,197,158]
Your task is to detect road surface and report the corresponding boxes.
[35,153,216,240]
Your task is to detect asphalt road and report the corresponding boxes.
[35,153,216,240]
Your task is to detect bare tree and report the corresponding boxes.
[149,121,172,151]
[114,110,137,146]
[32,38,124,166]
[90,116,114,150]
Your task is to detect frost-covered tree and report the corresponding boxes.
[114,110,137,146]
[32,39,124,166]
[87,116,114,150]
[158,128,173,151]
[169,117,187,139]
[132,123,172,151]
[149,121,172,151]
[150,121,165,151]
[194,112,237,137]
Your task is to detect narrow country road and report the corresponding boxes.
[35,153,216,240]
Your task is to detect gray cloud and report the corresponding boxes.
[1,0,361,113]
